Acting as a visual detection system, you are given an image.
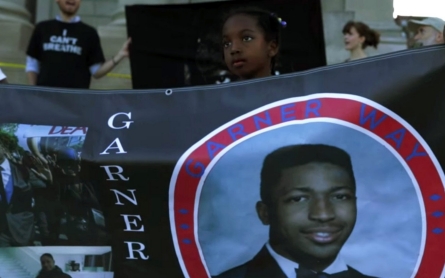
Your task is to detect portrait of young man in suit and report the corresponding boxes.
[0,142,34,247]
[214,144,376,278]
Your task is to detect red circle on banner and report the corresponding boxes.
[169,94,445,278]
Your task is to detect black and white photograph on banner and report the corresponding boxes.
[0,123,109,247]
[0,246,113,278]
[197,123,422,278]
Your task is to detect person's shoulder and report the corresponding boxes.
[35,19,58,28]
[212,263,248,278]
[347,266,379,278]
[78,21,98,33]
[10,162,31,181]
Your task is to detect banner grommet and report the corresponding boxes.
[165,89,173,96]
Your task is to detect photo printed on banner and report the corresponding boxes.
[0,123,109,248]
[198,124,420,278]
[170,94,445,278]
[0,246,113,277]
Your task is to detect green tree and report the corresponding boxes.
[0,123,19,135]
[0,130,23,154]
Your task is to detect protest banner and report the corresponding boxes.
[0,45,444,278]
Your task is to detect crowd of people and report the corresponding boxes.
[0,0,443,88]
[0,135,107,248]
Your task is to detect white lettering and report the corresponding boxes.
[43,36,82,55]
[108,112,134,130]
[110,189,137,205]
[100,165,130,181]
[124,242,149,260]
[50,35,78,45]
[121,214,144,232]
[74,46,82,55]
[100,138,127,154]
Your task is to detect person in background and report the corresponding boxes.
[409,17,445,47]
[37,253,71,278]
[342,21,380,62]
[0,68,7,84]
[25,0,131,89]
[0,143,34,247]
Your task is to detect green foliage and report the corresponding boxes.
[0,123,19,135]
[0,128,23,154]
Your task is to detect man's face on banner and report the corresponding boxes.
[56,0,81,16]
[40,255,55,271]
[258,162,357,269]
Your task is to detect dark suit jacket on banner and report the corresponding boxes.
[213,246,376,278]
[0,160,34,245]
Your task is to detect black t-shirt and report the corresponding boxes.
[26,19,105,89]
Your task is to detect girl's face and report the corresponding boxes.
[343,27,365,51]
[222,14,278,80]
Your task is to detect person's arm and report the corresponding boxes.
[27,72,37,85]
[443,25,445,44]
[27,137,47,164]
[25,23,42,85]
[92,38,131,79]
[26,56,40,85]
[0,68,7,84]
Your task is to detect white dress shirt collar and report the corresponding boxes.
[1,158,10,172]
[0,158,11,189]
[56,15,81,23]
[266,243,348,278]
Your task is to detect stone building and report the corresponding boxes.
[0,0,406,89]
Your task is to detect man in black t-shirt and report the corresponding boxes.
[26,0,131,89]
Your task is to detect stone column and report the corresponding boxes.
[0,0,33,51]
[321,0,355,64]
[0,0,34,84]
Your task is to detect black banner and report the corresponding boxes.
[0,45,444,278]
[126,0,326,89]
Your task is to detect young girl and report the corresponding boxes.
[342,21,380,62]
[221,7,286,80]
